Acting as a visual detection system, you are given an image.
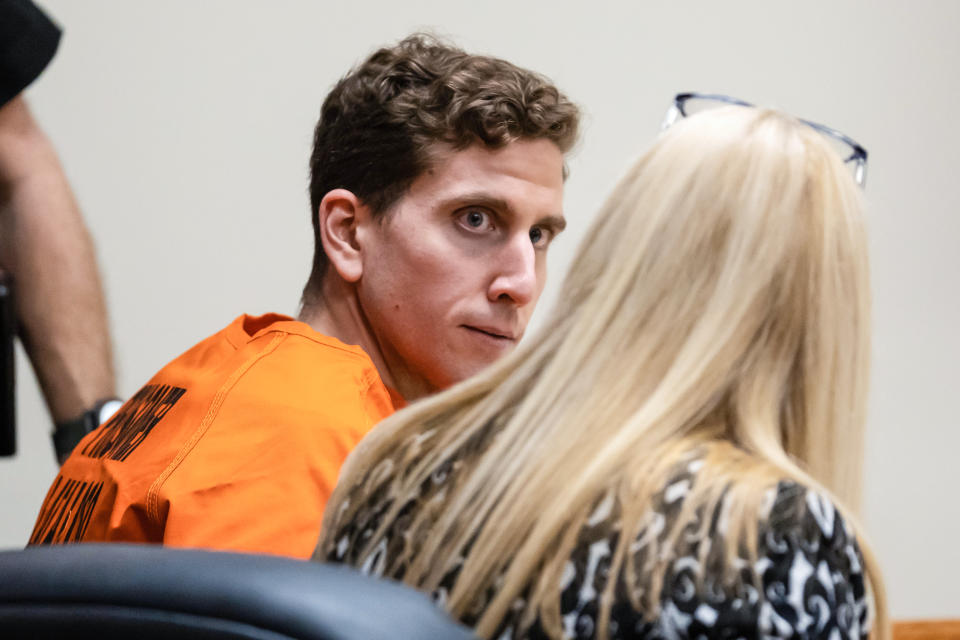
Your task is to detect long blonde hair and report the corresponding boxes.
[320,106,888,639]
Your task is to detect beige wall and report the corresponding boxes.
[1,0,957,618]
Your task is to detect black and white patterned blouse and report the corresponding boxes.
[325,453,873,640]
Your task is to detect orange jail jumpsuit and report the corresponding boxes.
[29,313,401,558]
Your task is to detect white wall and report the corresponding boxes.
[1,0,956,619]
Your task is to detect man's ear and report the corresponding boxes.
[317,189,368,283]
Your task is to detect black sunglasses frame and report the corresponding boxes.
[668,92,868,185]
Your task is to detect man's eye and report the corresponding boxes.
[458,209,494,231]
[530,226,555,248]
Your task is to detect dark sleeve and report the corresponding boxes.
[657,483,873,640]
[0,0,61,106]
[753,484,871,639]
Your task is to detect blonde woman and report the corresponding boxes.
[316,98,888,640]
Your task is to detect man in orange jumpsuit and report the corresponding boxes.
[30,34,580,558]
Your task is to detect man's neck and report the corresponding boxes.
[297,277,433,403]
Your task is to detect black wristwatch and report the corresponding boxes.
[53,397,123,464]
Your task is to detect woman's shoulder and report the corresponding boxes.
[762,480,862,569]
[750,480,871,639]
[552,467,873,640]
[649,476,871,639]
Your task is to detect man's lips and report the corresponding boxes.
[462,325,518,342]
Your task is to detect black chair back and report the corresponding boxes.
[0,544,475,639]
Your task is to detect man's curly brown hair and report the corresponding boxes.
[303,33,580,297]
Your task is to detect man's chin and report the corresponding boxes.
[440,351,517,390]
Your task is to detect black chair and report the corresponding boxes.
[0,544,476,639]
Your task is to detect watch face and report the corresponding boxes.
[96,399,124,427]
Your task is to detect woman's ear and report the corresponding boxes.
[317,189,367,283]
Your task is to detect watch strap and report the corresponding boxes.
[53,397,123,464]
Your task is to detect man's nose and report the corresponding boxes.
[487,234,538,306]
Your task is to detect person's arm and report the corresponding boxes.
[751,486,875,640]
[0,95,116,451]
[651,484,875,640]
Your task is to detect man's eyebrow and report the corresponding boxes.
[439,193,566,230]
[439,193,510,213]
[539,214,567,233]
